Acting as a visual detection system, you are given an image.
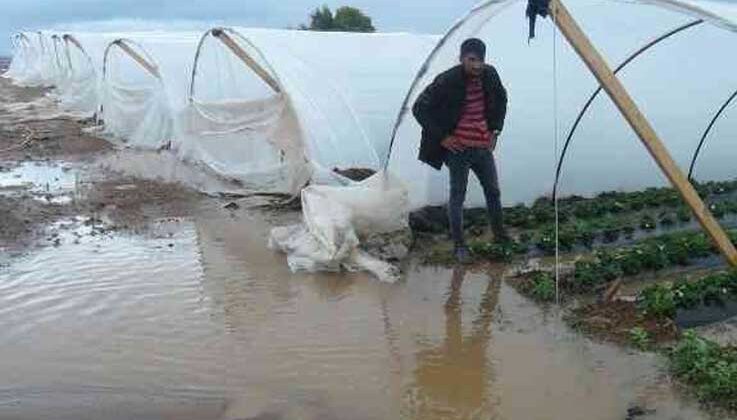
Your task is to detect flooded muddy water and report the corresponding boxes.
[0,161,80,204]
[0,202,719,419]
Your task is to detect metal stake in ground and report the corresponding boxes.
[542,0,737,267]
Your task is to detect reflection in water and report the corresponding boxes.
[410,266,499,418]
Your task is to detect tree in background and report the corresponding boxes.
[300,5,376,32]
[333,7,375,32]
[305,5,335,31]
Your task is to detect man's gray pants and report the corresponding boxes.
[445,148,504,246]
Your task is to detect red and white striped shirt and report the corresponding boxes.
[453,77,491,148]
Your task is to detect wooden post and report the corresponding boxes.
[37,32,46,54]
[113,40,161,80]
[51,35,65,71]
[211,29,281,93]
[62,36,76,71]
[63,35,85,53]
[18,33,31,45]
[548,0,737,266]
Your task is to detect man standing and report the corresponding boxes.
[413,38,508,262]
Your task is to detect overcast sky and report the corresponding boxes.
[0,0,483,55]
[2,0,736,55]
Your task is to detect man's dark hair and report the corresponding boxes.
[460,38,486,61]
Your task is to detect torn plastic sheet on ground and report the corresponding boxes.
[269,172,411,283]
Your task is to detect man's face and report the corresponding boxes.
[461,53,484,78]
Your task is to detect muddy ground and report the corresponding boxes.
[0,77,206,259]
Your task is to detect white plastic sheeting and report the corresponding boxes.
[5,34,32,80]
[6,30,200,126]
[5,32,47,86]
[48,35,69,87]
[97,33,201,149]
[61,31,166,122]
[4,31,95,122]
[7,31,111,118]
[388,0,737,209]
[27,31,67,87]
[53,35,99,116]
[10,28,438,194]
[181,28,439,194]
[269,172,410,283]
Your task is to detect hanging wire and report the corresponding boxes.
[688,88,737,181]
[552,6,561,305]
[553,19,703,200]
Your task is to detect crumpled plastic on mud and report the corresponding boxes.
[269,171,410,283]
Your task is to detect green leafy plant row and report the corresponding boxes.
[515,202,737,256]
[504,179,737,230]
[639,269,737,318]
[471,227,735,269]
[524,271,557,302]
[468,240,527,262]
[532,216,640,254]
[669,331,737,409]
[472,212,691,261]
[525,200,737,251]
[569,230,737,292]
[629,327,652,350]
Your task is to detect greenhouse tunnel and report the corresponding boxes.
[100,37,174,149]
[182,27,437,194]
[387,0,737,210]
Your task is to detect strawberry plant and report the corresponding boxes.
[567,231,737,292]
[530,272,556,302]
[469,240,527,262]
[669,331,737,410]
[575,221,596,248]
[629,327,651,350]
[639,283,677,317]
[709,202,727,219]
[639,244,671,270]
[676,206,693,223]
[622,223,636,238]
[659,212,675,227]
[619,251,645,276]
[573,260,602,289]
[640,214,657,230]
[639,270,737,317]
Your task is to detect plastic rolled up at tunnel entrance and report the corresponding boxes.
[179,27,439,195]
[52,31,157,119]
[5,31,98,119]
[25,31,68,88]
[97,33,202,149]
[7,30,109,114]
[6,28,439,196]
[5,33,34,82]
[5,32,50,87]
[387,0,737,210]
[53,34,99,117]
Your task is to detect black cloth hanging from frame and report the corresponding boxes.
[526,0,551,40]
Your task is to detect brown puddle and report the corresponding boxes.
[0,199,722,420]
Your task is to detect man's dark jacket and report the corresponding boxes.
[412,64,508,170]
